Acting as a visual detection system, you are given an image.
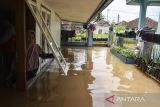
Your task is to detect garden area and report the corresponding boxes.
[113,24,137,49]
[110,25,137,63]
[61,29,88,46]
[61,28,109,46]
[67,29,87,42]
[92,34,108,46]
[111,45,136,64]
[93,34,108,41]
[123,38,137,50]
[67,33,109,42]
[110,26,160,83]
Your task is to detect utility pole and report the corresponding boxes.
[107,9,109,22]
[156,12,160,34]
[117,14,120,24]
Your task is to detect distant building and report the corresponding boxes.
[61,21,83,31]
[94,20,110,34]
[120,17,158,30]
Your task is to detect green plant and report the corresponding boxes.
[93,34,108,39]
[93,13,105,22]
[112,45,135,58]
[124,38,136,44]
[112,45,123,53]
[115,25,126,34]
[76,29,87,38]
[68,37,72,42]
[120,49,135,58]
[155,59,160,69]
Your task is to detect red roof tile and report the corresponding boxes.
[121,17,158,30]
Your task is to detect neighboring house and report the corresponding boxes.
[120,17,158,30]
[61,21,83,31]
[94,20,110,34]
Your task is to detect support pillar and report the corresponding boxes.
[156,13,160,34]
[16,0,26,91]
[138,1,147,29]
[87,29,93,47]
[138,1,152,62]
[155,13,160,60]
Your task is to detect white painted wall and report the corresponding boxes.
[50,12,61,47]
[94,25,109,34]
[35,0,61,48]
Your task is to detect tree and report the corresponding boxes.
[115,25,126,33]
[93,13,105,23]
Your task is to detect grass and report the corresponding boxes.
[123,44,136,50]
[68,37,86,42]
[93,34,108,39]
[67,34,108,42]
[123,38,136,44]
[123,38,137,50]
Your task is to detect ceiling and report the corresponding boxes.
[44,0,113,23]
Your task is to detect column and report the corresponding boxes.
[138,1,147,29]
[156,13,160,34]
[87,29,93,47]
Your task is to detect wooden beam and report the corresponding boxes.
[16,0,26,91]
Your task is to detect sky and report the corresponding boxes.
[102,0,160,23]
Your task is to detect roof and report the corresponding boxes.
[44,0,113,24]
[120,17,158,30]
[96,20,110,27]
[126,0,160,6]
[1,0,113,24]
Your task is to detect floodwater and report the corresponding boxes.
[0,47,160,107]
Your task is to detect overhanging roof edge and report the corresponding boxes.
[87,0,114,24]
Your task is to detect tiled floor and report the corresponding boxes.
[0,47,160,107]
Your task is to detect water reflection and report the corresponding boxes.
[1,47,160,107]
[62,47,93,71]
[89,48,120,94]
[62,47,121,107]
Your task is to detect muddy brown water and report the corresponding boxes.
[0,47,160,107]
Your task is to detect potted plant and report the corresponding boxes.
[135,57,143,67]
[111,45,135,64]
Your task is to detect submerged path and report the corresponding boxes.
[0,47,160,107]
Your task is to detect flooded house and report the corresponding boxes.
[0,0,160,107]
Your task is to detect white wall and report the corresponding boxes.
[35,0,61,48]
[94,26,109,34]
[50,12,61,47]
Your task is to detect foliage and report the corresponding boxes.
[120,49,135,59]
[151,45,160,69]
[112,45,123,53]
[93,34,108,39]
[93,13,105,23]
[68,37,84,42]
[115,25,126,34]
[76,29,87,37]
[124,38,136,44]
[112,45,135,58]
[67,29,87,42]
